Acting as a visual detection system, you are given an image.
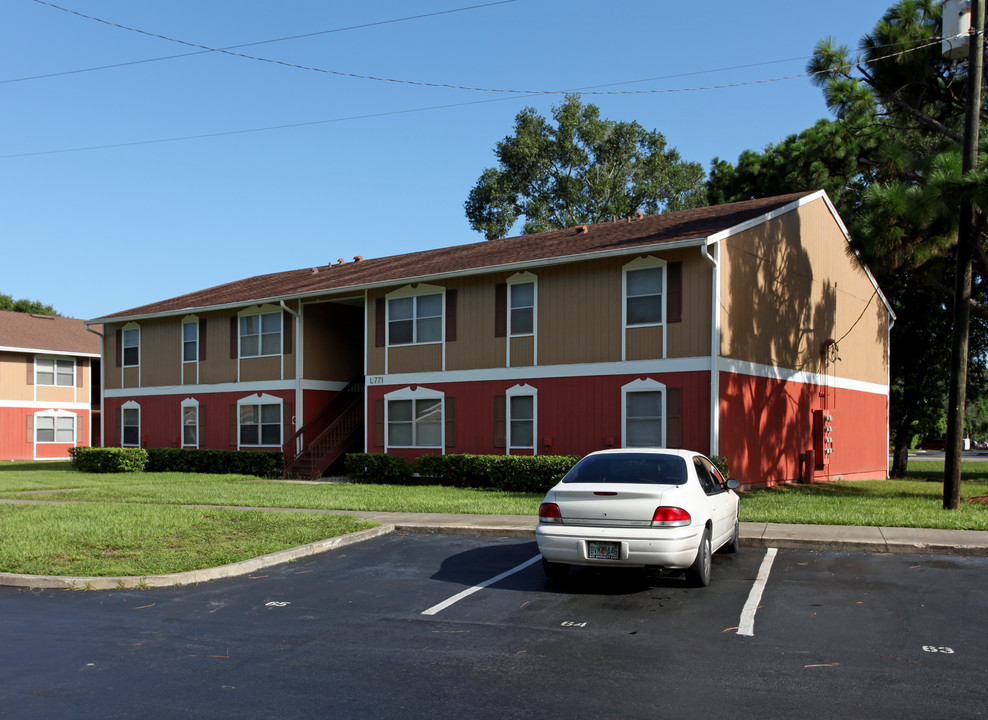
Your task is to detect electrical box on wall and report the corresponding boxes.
[813,409,835,466]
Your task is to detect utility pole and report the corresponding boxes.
[944,0,985,509]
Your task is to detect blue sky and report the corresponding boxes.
[1,0,895,320]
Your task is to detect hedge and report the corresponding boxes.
[69,447,148,473]
[69,447,283,477]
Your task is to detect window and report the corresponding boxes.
[509,395,535,450]
[625,266,663,326]
[36,414,75,443]
[387,398,442,447]
[693,456,726,495]
[183,320,198,362]
[181,399,199,447]
[509,282,534,336]
[625,391,663,447]
[240,312,281,358]
[122,404,140,446]
[240,403,281,446]
[122,327,140,367]
[36,357,74,387]
[388,294,442,345]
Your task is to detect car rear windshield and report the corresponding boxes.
[561,453,688,485]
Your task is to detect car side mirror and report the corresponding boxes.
[726,478,741,490]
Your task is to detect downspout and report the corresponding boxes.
[700,242,720,457]
[280,301,301,446]
[84,322,104,448]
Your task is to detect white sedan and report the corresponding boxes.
[536,448,741,586]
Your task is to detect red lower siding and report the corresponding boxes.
[719,373,888,486]
[0,406,92,461]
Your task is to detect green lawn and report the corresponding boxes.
[0,460,986,578]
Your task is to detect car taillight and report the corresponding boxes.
[651,506,691,527]
[539,502,562,523]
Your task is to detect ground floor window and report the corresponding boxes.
[387,398,442,447]
[239,403,281,446]
[122,404,140,446]
[36,414,75,443]
[182,400,199,448]
[622,378,665,448]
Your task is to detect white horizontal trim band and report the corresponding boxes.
[103,379,345,399]
[0,346,100,358]
[0,401,91,411]
[718,357,889,396]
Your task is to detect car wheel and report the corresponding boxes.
[686,528,712,587]
[542,558,569,582]
[720,513,740,555]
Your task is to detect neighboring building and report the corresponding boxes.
[0,311,101,461]
[91,191,893,485]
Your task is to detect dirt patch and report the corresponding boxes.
[968,496,988,506]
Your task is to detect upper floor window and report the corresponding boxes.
[122,327,140,367]
[240,312,281,358]
[182,319,198,362]
[625,266,663,327]
[36,357,74,387]
[509,281,535,336]
[389,293,442,346]
[36,413,75,443]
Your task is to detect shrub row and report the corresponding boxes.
[344,453,581,494]
[69,447,283,477]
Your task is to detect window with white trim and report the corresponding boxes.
[36,357,74,387]
[122,403,140,446]
[181,398,199,448]
[506,384,537,453]
[388,293,442,346]
[622,378,665,448]
[624,259,664,328]
[122,327,140,367]
[36,413,75,443]
[509,281,534,336]
[182,319,198,363]
[385,386,444,448]
[239,402,281,446]
[240,312,281,358]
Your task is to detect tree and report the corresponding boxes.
[0,292,59,316]
[465,95,707,240]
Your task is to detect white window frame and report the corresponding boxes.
[621,378,666,448]
[506,383,537,455]
[182,316,199,364]
[122,323,140,368]
[507,272,537,339]
[35,356,75,387]
[384,386,444,450]
[238,306,282,359]
[236,393,283,448]
[121,400,141,447]
[623,256,666,329]
[386,284,444,347]
[181,397,199,448]
[35,410,77,444]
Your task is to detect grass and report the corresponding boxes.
[0,459,986,578]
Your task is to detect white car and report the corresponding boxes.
[536,448,741,586]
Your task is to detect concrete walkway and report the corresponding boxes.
[2,510,987,591]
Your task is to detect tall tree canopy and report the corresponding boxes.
[465,95,707,240]
[0,292,59,316]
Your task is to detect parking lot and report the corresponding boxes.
[1,531,985,719]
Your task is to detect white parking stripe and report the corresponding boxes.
[421,555,542,616]
[737,547,777,637]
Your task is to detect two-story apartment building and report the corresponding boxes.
[0,311,101,460]
[91,191,893,485]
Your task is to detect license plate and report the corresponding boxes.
[587,541,620,560]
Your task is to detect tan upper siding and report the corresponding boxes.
[302,301,363,382]
[388,344,443,374]
[0,353,32,401]
[720,198,889,385]
[666,248,714,357]
[1,352,91,403]
[137,319,182,387]
[445,276,502,371]
[199,311,238,385]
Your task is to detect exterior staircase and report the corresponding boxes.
[283,378,364,480]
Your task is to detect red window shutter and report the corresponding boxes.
[229,404,238,446]
[26,355,34,385]
[115,329,122,368]
[283,310,293,355]
[445,290,457,342]
[198,405,205,446]
[230,317,238,359]
[115,409,122,446]
[198,318,208,361]
[26,414,34,443]
[667,262,683,324]
[494,284,507,337]
[493,394,506,448]
[77,358,85,388]
[374,399,385,447]
[445,397,455,447]
[375,299,386,347]
[666,387,682,448]
[283,400,293,444]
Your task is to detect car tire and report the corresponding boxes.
[686,528,712,587]
[542,558,569,583]
[720,514,740,555]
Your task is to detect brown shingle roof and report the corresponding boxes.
[0,311,101,355]
[94,192,816,322]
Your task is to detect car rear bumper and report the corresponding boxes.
[536,523,702,569]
